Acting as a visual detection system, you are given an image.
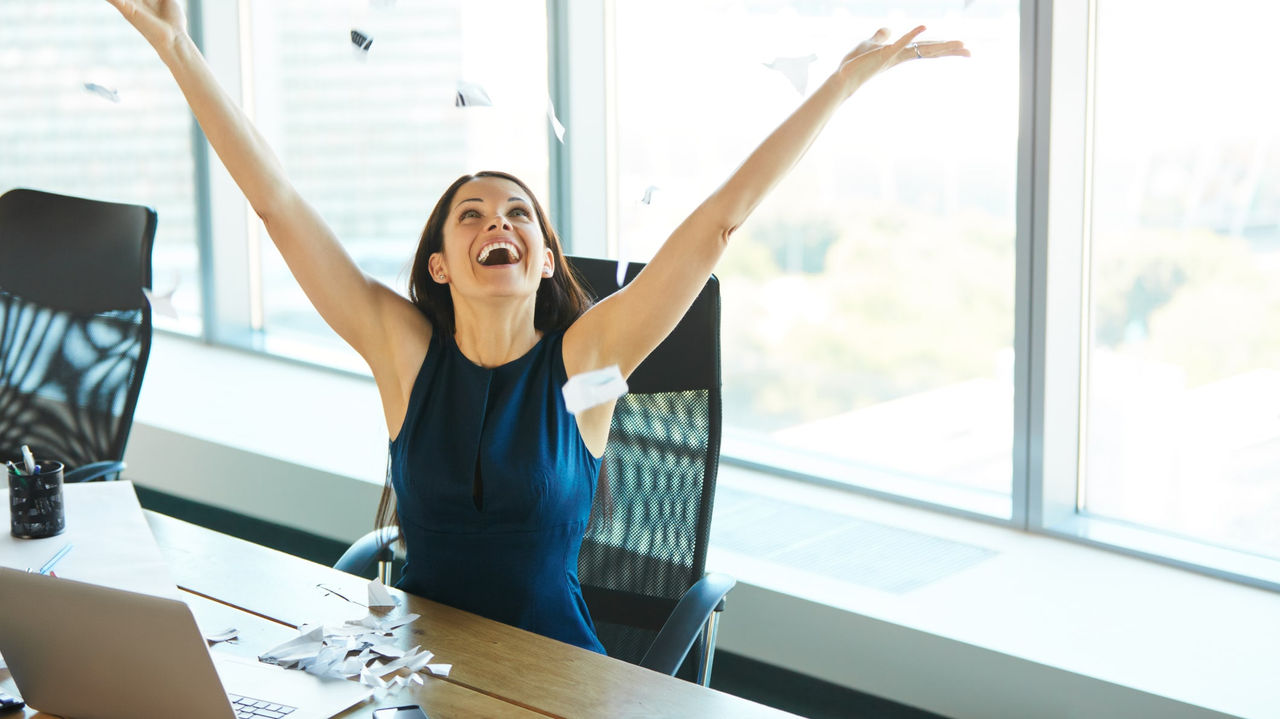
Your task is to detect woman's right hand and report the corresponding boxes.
[104,0,189,52]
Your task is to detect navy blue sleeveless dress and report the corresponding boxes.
[388,328,606,654]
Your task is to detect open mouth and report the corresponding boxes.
[477,241,521,266]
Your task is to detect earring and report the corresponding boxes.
[437,274,445,281]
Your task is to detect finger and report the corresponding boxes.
[887,25,927,56]
[872,27,890,42]
[910,40,971,59]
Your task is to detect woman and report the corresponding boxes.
[106,0,967,653]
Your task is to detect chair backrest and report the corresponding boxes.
[567,256,721,679]
[0,188,157,475]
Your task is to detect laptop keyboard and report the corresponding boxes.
[228,694,298,718]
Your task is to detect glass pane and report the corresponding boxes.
[248,0,549,366]
[613,1,1019,509]
[1085,1,1280,558]
[0,2,201,334]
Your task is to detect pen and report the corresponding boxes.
[38,543,73,575]
[5,460,21,476]
[21,445,36,474]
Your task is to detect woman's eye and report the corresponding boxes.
[460,209,480,219]
[510,207,529,217]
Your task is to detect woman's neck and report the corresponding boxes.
[450,297,541,368]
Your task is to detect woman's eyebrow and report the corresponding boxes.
[454,196,527,209]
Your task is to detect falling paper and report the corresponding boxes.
[641,185,659,205]
[368,579,398,608]
[615,259,630,288]
[83,82,120,103]
[142,288,178,319]
[546,95,566,143]
[203,627,239,644]
[763,54,818,95]
[456,81,492,107]
[562,365,628,414]
[350,28,374,52]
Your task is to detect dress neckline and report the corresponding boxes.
[445,329,550,371]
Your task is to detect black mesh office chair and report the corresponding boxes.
[336,255,734,684]
[0,188,157,482]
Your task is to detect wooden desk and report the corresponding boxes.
[115,512,798,718]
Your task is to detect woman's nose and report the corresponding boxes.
[487,215,513,231]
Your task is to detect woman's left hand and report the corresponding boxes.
[832,25,969,96]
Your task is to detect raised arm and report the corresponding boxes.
[565,26,967,378]
[104,0,425,369]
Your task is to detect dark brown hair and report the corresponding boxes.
[374,171,595,539]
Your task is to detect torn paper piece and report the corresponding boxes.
[204,627,239,644]
[142,287,178,319]
[259,625,325,666]
[350,29,374,52]
[83,82,120,103]
[546,95,566,143]
[368,579,398,608]
[763,54,818,95]
[456,81,492,107]
[409,673,425,687]
[615,259,628,288]
[360,666,388,689]
[562,365,628,414]
[371,648,433,677]
[370,643,404,659]
[426,664,452,677]
[641,185,659,205]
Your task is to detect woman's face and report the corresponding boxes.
[430,176,554,301]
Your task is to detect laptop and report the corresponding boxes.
[0,567,372,719]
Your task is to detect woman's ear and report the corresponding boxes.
[428,252,448,283]
[542,248,555,278]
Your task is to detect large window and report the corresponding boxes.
[243,0,550,367]
[611,0,1020,515]
[1082,0,1280,560]
[0,1,201,334]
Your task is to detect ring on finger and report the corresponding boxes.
[912,42,923,59]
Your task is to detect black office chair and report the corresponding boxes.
[0,188,157,482]
[335,255,733,685]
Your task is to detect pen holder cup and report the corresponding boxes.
[8,459,65,539]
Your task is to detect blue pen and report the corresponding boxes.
[38,544,73,575]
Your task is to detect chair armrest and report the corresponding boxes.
[640,572,736,676]
[64,460,126,483]
[333,527,400,577]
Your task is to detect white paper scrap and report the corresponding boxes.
[562,365,628,414]
[142,287,178,319]
[546,95,566,143]
[350,28,374,52]
[409,673,425,687]
[370,643,404,659]
[456,81,492,107]
[259,625,325,666]
[83,82,120,103]
[426,664,452,677]
[763,54,818,95]
[641,185,659,205]
[203,627,239,644]
[368,579,398,608]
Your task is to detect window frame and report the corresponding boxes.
[182,0,1280,591]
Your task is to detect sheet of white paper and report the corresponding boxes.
[763,54,818,94]
[546,95,566,142]
[426,664,452,677]
[368,579,397,608]
[562,365,628,414]
[371,647,433,677]
[83,82,120,103]
[142,287,178,319]
[409,673,424,687]
[456,81,492,107]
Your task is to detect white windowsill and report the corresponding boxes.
[126,332,1278,719]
